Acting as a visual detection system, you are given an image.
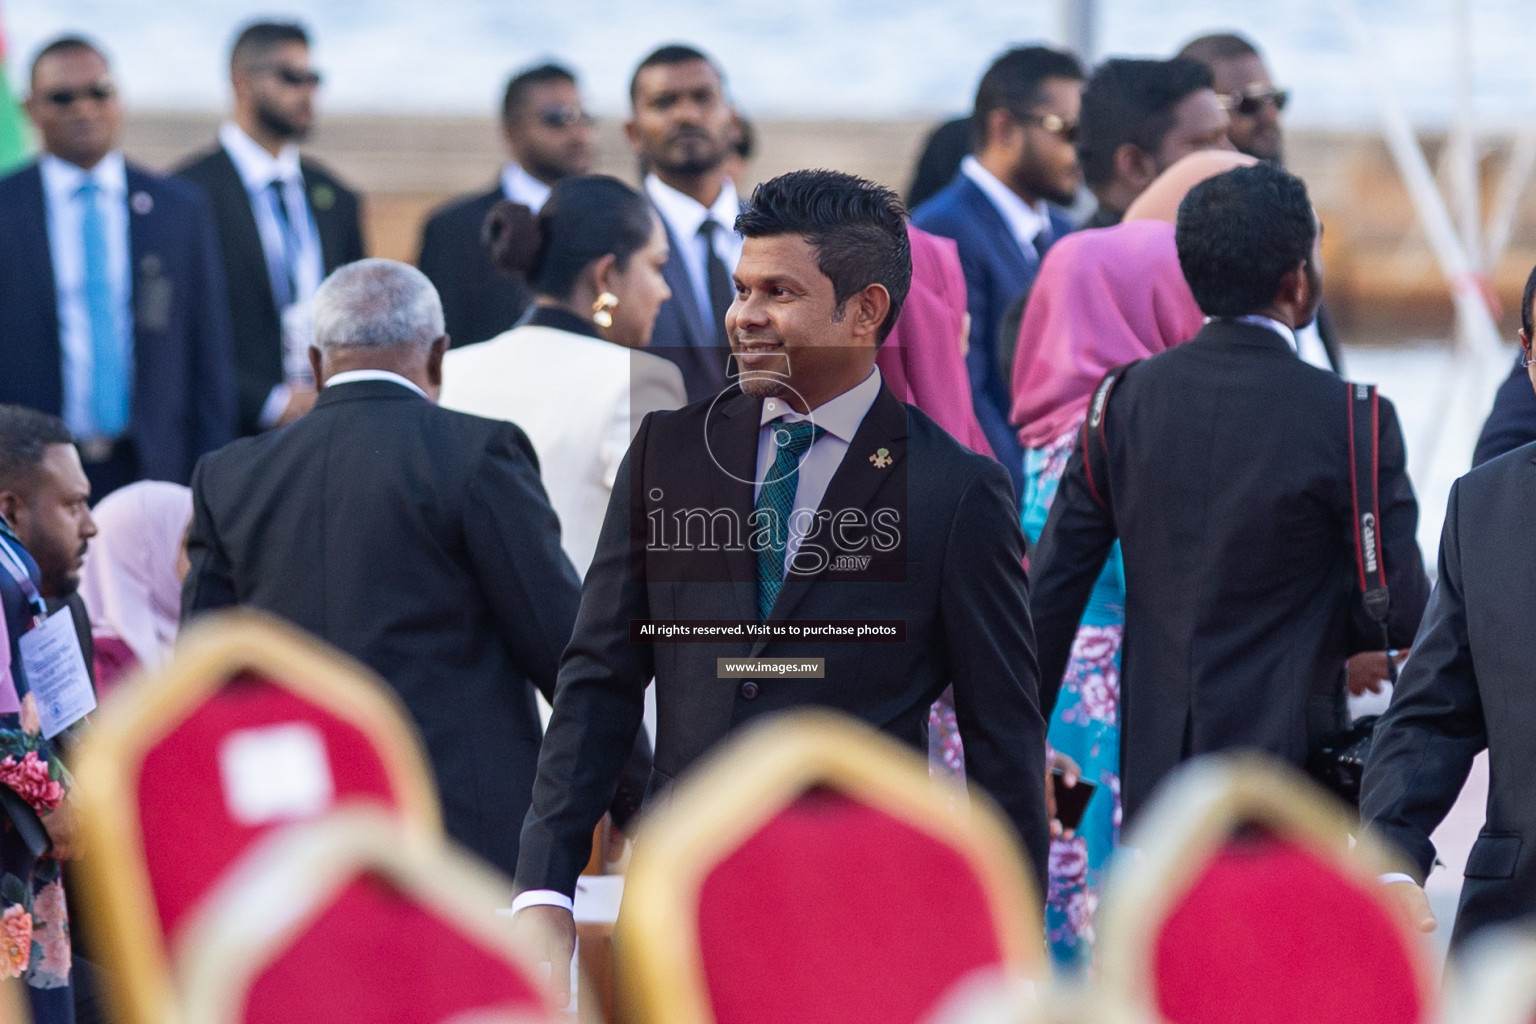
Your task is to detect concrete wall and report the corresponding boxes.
[122,112,1536,344]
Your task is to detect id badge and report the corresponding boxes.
[18,609,96,739]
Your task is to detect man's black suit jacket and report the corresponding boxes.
[648,206,737,403]
[0,160,237,483]
[516,382,1050,898]
[1361,443,1536,948]
[1031,320,1428,823]
[182,379,582,877]
[416,186,532,349]
[175,147,365,435]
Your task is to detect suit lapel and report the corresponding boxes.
[704,390,762,622]
[207,148,278,304]
[754,384,910,649]
[14,167,62,391]
[957,177,1035,279]
[301,161,346,272]
[656,215,711,348]
[125,166,170,427]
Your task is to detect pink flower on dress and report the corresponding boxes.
[1070,624,1120,670]
[18,694,38,737]
[1064,888,1098,944]
[0,752,64,814]
[1049,835,1089,887]
[0,906,31,979]
[1077,670,1119,725]
[30,883,68,981]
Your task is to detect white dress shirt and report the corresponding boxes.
[644,173,742,331]
[220,122,325,426]
[754,367,883,576]
[500,161,552,213]
[960,155,1051,256]
[323,369,428,400]
[509,366,883,916]
[39,151,133,440]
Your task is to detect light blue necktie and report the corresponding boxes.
[265,179,298,309]
[78,181,129,437]
[755,419,823,619]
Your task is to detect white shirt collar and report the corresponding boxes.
[39,150,127,201]
[645,172,740,240]
[219,121,303,191]
[500,162,552,213]
[1208,314,1299,354]
[323,369,429,400]
[960,155,1048,249]
[759,367,882,444]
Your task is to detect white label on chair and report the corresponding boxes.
[218,722,335,825]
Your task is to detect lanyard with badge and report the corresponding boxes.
[0,530,95,738]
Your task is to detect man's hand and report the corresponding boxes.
[1347,650,1409,696]
[1046,749,1081,840]
[42,797,81,861]
[511,904,577,1006]
[1382,880,1436,934]
[277,386,317,426]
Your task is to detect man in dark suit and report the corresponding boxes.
[417,63,593,349]
[912,46,1084,492]
[176,21,365,437]
[0,37,236,495]
[1361,263,1536,949]
[182,258,582,880]
[1031,163,1428,826]
[1471,269,1536,466]
[628,44,743,403]
[512,170,1049,1001]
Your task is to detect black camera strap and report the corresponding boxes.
[1346,381,1396,685]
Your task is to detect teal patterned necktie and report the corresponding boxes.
[755,419,822,619]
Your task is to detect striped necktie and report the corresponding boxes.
[78,181,129,437]
[755,419,823,619]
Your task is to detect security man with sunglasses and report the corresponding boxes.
[1179,32,1289,164]
[177,20,365,437]
[0,35,236,497]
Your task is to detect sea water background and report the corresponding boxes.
[6,0,1536,128]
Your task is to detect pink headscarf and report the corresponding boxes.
[1010,220,1205,449]
[78,481,193,671]
[877,225,994,458]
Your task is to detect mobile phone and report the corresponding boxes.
[1050,767,1097,833]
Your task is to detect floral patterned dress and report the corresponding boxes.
[0,529,74,1024]
[1022,428,1123,972]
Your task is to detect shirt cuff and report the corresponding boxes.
[1378,872,1419,886]
[259,383,292,430]
[511,889,574,914]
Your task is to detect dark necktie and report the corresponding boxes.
[754,419,823,619]
[266,179,300,308]
[699,219,734,348]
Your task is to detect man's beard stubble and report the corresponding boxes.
[256,100,309,143]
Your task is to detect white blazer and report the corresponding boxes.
[440,323,687,576]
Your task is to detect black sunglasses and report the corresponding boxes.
[43,83,114,107]
[258,64,323,88]
[536,106,592,129]
[1017,111,1078,144]
[1219,87,1290,117]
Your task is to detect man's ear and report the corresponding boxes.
[308,345,325,390]
[426,335,448,391]
[983,108,1018,152]
[0,490,24,532]
[1114,143,1158,191]
[850,283,892,344]
[623,117,641,155]
[1520,327,1531,356]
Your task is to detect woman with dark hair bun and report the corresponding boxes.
[441,175,684,576]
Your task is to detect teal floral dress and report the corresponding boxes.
[1022,429,1123,972]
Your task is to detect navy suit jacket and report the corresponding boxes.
[1472,356,1536,468]
[912,174,1072,493]
[0,160,237,484]
[647,205,738,404]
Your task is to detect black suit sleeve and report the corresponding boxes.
[516,416,657,897]
[181,457,238,619]
[1360,479,1484,881]
[1029,429,1119,718]
[940,461,1050,892]
[186,188,238,464]
[1374,398,1430,650]
[462,424,582,703]
[1472,362,1536,468]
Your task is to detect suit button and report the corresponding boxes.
[739,681,760,700]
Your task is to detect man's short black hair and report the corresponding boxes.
[501,62,577,124]
[230,21,309,73]
[971,45,1085,150]
[29,35,107,88]
[1175,162,1315,317]
[0,406,73,494]
[735,169,912,343]
[1521,263,1536,341]
[1177,32,1261,67]
[1077,57,1214,189]
[629,43,721,103]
